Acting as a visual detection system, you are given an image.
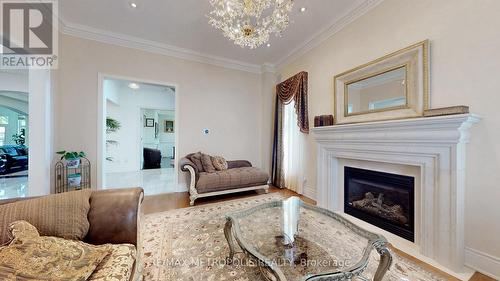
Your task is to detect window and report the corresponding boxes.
[282,101,306,194]
[0,116,8,125]
[18,116,27,134]
[0,127,5,146]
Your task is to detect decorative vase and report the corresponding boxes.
[68,173,82,187]
[67,158,80,168]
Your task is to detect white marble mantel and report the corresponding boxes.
[312,114,480,272]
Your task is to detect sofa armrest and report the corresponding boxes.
[85,188,143,246]
[227,160,252,169]
[179,157,198,174]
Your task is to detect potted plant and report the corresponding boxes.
[12,129,26,146]
[106,117,121,161]
[56,151,86,168]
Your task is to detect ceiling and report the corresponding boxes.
[59,0,377,71]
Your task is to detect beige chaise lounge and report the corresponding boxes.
[180,154,269,205]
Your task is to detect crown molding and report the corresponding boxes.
[261,63,277,73]
[57,0,383,75]
[59,20,263,74]
[275,0,385,70]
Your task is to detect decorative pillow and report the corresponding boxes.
[188,152,204,172]
[7,220,39,242]
[0,221,109,281]
[0,189,92,246]
[211,156,228,171]
[201,153,216,173]
[88,244,136,281]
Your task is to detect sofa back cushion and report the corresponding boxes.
[0,146,18,156]
[0,189,92,245]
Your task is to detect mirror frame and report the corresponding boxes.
[334,40,429,124]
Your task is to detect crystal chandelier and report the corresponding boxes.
[208,0,294,49]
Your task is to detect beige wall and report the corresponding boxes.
[279,0,500,273]
[56,34,264,188]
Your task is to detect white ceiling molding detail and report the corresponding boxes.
[60,21,263,74]
[59,0,384,74]
[275,0,385,70]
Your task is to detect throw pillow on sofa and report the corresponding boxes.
[0,220,109,281]
[0,189,92,246]
[201,153,217,173]
[211,156,228,171]
[188,152,204,172]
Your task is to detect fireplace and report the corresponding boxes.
[344,167,415,242]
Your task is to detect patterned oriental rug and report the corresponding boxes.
[141,194,452,281]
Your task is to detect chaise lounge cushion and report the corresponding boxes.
[196,167,269,193]
[201,153,216,173]
[187,152,204,172]
[211,155,228,171]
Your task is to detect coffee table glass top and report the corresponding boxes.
[224,197,392,281]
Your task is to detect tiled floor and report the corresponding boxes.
[0,175,28,199]
[105,167,176,196]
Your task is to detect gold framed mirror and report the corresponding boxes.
[334,40,429,124]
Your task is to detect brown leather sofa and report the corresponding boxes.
[0,188,144,281]
[180,155,269,206]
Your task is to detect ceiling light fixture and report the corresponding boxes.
[208,0,294,49]
[128,83,140,90]
[130,2,137,8]
[300,7,307,12]
[266,43,271,47]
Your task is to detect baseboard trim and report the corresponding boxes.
[465,247,500,280]
[303,186,316,202]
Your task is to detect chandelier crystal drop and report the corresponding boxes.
[208,0,294,49]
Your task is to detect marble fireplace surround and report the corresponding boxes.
[312,114,480,273]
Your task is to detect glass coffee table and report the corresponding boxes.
[224,197,392,281]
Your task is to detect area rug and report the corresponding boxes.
[141,194,452,281]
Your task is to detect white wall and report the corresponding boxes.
[0,71,28,93]
[28,69,54,196]
[104,79,174,173]
[278,0,500,277]
[56,34,263,189]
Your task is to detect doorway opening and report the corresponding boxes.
[0,70,29,199]
[101,76,177,195]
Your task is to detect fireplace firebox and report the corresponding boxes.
[344,167,415,242]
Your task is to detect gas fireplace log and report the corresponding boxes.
[352,192,408,225]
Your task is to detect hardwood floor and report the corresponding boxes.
[142,186,495,281]
[142,186,314,214]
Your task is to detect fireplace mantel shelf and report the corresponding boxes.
[313,114,481,143]
[311,113,480,273]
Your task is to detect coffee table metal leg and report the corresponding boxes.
[373,244,392,281]
[224,218,236,263]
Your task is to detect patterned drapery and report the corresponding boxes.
[276,71,309,133]
[271,71,309,188]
